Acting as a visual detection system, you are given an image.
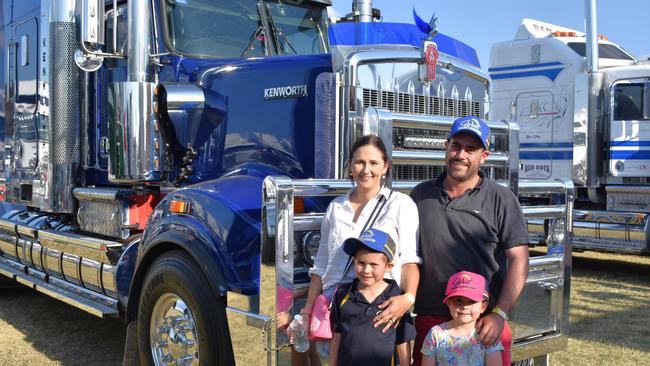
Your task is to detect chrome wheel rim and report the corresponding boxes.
[150,293,200,366]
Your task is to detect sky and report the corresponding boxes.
[330,0,650,70]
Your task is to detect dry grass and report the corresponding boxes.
[1,250,649,365]
[550,250,650,365]
[0,287,125,365]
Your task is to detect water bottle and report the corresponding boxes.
[290,314,310,353]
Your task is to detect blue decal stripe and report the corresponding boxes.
[610,151,650,160]
[521,142,573,148]
[521,151,573,159]
[610,141,650,147]
[490,68,564,82]
[488,61,563,72]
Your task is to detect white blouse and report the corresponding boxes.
[309,186,421,291]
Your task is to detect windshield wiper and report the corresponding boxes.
[241,25,264,57]
[263,2,298,55]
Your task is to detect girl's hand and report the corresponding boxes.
[372,293,414,332]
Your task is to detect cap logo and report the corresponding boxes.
[459,118,482,133]
[452,274,475,290]
[360,229,376,243]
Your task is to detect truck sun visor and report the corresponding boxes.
[328,22,480,68]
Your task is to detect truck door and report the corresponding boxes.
[609,80,650,177]
[516,91,555,179]
[10,17,39,172]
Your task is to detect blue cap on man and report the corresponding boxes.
[447,116,491,150]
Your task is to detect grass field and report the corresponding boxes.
[551,250,650,365]
[0,250,649,365]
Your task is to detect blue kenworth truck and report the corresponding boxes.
[0,0,573,364]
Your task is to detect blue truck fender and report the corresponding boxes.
[123,175,264,323]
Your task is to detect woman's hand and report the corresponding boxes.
[372,293,415,333]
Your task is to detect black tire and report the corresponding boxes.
[137,250,234,365]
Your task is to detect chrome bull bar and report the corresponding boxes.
[362,107,520,191]
[259,177,574,364]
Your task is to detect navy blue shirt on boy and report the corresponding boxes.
[331,278,416,366]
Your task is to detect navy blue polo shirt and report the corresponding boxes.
[331,278,416,366]
[410,172,529,316]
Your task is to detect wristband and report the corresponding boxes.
[300,308,312,316]
[491,306,508,320]
[403,292,415,305]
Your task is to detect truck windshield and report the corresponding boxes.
[567,42,634,61]
[163,0,329,58]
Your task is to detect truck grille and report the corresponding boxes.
[362,88,481,117]
[361,88,483,182]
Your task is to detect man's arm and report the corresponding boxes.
[497,245,529,313]
[476,244,529,345]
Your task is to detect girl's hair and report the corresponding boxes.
[347,134,391,178]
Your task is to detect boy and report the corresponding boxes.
[421,271,503,366]
[329,228,416,366]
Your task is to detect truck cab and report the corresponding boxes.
[490,18,650,254]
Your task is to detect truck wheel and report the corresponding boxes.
[137,251,234,365]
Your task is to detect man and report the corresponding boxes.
[410,116,529,366]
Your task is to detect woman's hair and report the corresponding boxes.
[347,134,391,178]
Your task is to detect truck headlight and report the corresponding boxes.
[299,231,320,267]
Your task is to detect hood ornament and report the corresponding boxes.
[414,9,439,83]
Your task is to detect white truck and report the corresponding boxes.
[489,9,650,254]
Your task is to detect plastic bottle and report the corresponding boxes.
[290,314,310,353]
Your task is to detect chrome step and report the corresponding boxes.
[0,256,119,318]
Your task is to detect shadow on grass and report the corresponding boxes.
[565,254,650,353]
[0,287,125,365]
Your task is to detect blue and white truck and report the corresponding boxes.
[0,0,571,364]
[490,1,650,255]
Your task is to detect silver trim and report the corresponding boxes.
[108,81,163,182]
[50,0,75,22]
[161,84,205,110]
[392,150,508,167]
[128,0,152,82]
[352,0,373,22]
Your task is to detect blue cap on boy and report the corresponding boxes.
[343,228,396,262]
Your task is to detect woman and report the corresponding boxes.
[300,134,420,361]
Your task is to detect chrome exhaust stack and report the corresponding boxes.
[108,0,166,182]
[47,0,81,212]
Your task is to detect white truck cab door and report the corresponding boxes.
[609,81,650,177]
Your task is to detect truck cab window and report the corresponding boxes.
[162,0,328,58]
[104,3,128,68]
[567,42,634,61]
[614,82,650,121]
[264,2,328,55]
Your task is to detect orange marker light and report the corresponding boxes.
[170,199,190,214]
[294,197,305,214]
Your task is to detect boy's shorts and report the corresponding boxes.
[413,315,512,366]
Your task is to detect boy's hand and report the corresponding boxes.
[373,294,414,333]
[476,313,504,346]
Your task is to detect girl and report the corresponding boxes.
[421,271,503,366]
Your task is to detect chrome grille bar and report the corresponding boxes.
[392,150,508,167]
